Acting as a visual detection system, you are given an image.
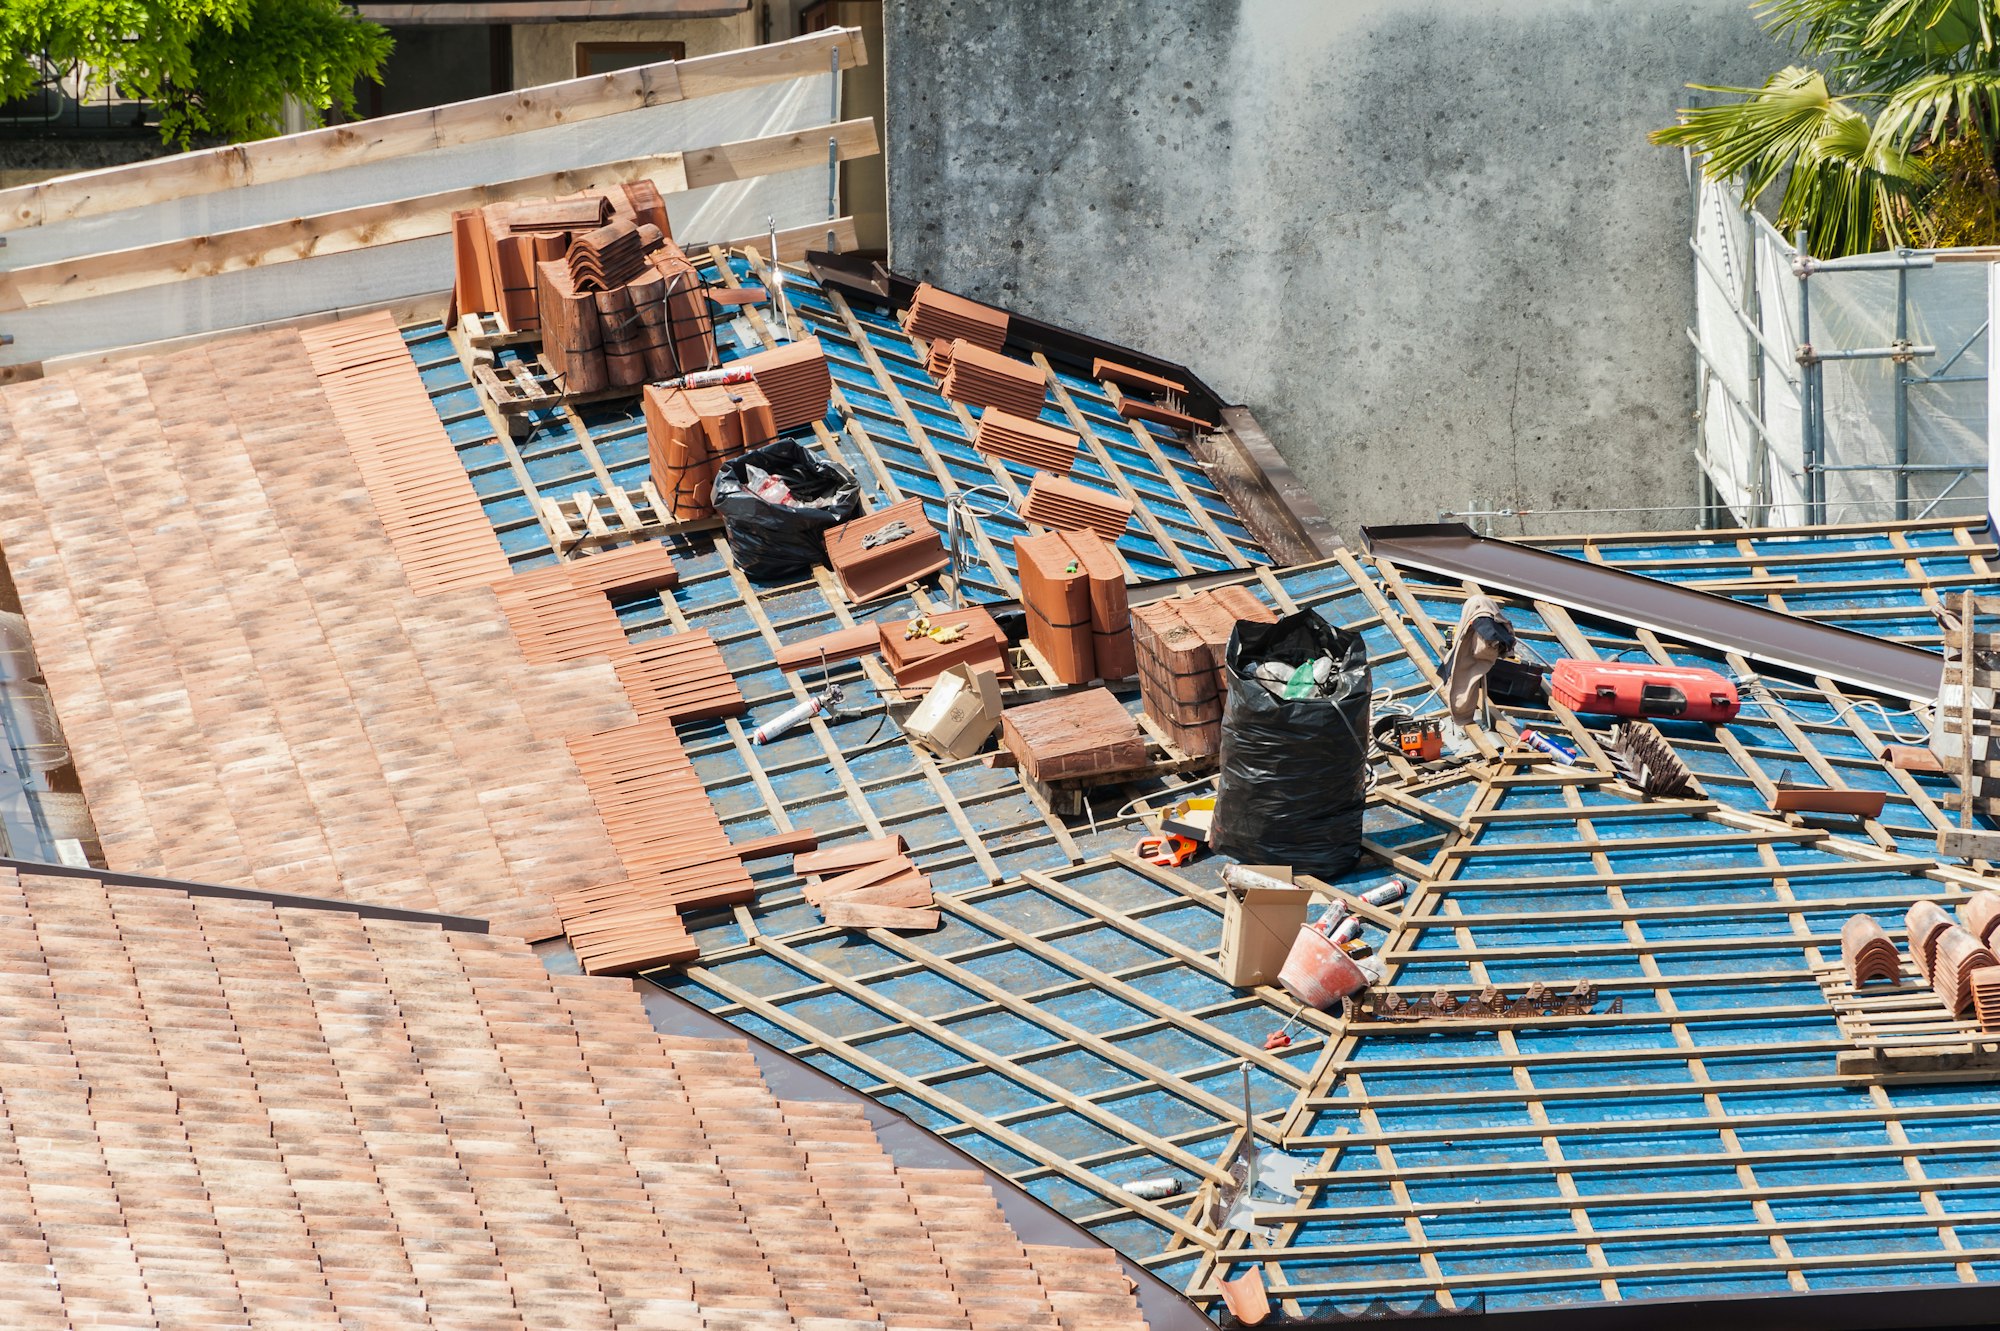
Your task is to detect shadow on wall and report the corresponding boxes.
[884,0,1786,539]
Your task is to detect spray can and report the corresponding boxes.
[1359,878,1408,907]
[1310,902,1349,936]
[753,684,840,745]
[1520,727,1582,764]
[1327,916,1363,946]
[659,366,757,391]
[1124,1176,1183,1201]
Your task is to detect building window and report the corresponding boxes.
[574,41,686,78]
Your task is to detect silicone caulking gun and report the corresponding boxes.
[753,682,844,745]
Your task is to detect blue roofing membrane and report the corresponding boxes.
[400,258,2000,1320]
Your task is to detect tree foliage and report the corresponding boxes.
[1654,0,2000,256]
[0,0,393,148]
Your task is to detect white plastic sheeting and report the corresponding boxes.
[0,72,831,366]
[1692,174,1990,524]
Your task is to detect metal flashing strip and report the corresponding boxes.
[2,856,492,933]
[1361,522,1946,701]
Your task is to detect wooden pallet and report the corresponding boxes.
[459,310,539,351]
[1811,954,2000,1078]
[537,482,721,555]
[473,351,643,416]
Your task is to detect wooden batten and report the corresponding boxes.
[0,28,868,231]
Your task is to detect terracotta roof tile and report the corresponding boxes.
[1019,474,1134,544]
[972,410,1078,475]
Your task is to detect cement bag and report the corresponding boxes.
[712,440,860,582]
[1211,609,1371,876]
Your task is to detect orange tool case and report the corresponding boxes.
[1549,660,1740,723]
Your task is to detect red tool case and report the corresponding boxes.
[1550,660,1740,723]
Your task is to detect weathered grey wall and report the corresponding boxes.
[885,0,1785,539]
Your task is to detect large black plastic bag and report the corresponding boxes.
[1211,609,1372,876]
[712,440,861,581]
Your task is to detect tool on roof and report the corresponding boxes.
[655,365,756,391]
[752,682,844,745]
[1550,659,1741,723]
[902,616,967,645]
[1373,711,1442,762]
[1135,832,1198,868]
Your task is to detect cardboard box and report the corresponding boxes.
[904,665,1003,760]
[1218,864,1311,988]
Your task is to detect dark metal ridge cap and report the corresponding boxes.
[1,856,490,933]
[537,943,1218,1331]
[1359,522,1944,702]
[1259,1278,1998,1331]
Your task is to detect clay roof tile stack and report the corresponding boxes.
[1021,470,1136,542]
[1908,900,1956,981]
[1002,688,1149,783]
[1130,586,1278,758]
[974,408,1080,474]
[643,379,778,521]
[1972,963,2000,1032]
[907,281,1009,353]
[1841,913,1902,986]
[796,835,938,931]
[732,337,834,432]
[1932,924,1998,1014]
[877,606,1008,687]
[939,340,1049,419]
[824,498,950,604]
[1015,530,1132,686]
[455,183,668,334]
[1959,889,2000,946]
[565,217,648,292]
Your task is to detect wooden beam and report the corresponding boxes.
[682,117,879,189]
[0,28,868,231]
[0,153,691,311]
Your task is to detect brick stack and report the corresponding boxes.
[1021,471,1135,542]
[796,835,938,931]
[1841,913,1901,986]
[824,498,950,603]
[939,340,1048,418]
[1002,688,1149,783]
[1130,585,1279,758]
[973,408,1078,474]
[907,281,1009,353]
[1016,531,1092,683]
[643,379,778,520]
[1066,527,1136,680]
[733,337,835,431]
[1908,900,1955,981]
[877,606,1008,687]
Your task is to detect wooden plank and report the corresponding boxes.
[0,28,867,230]
[682,118,880,191]
[0,153,690,311]
[713,216,860,263]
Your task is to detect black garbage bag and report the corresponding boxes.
[712,440,861,581]
[1211,609,1372,876]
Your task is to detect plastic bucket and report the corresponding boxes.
[1278,925,1368,1009]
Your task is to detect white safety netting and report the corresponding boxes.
[1693,173,1989,524]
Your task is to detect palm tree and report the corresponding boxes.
[1654,0,2000,257]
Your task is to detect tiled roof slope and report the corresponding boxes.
[0,864,1145,1331]
[0,334,638,939]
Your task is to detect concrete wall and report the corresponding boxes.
[884,0,1787,539]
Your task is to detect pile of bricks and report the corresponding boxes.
[824,498,949,603]
[1002,688,1149,784]
[973,408,1078,474]
[907,281,1009,352]
[643,380,778,520]
[939,340,1048,418]
[1021,471,1135,542]
[1130,586,1279,758]
[795,835,939,930]
[1016,530,1132,686]
[732,337,835,432]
